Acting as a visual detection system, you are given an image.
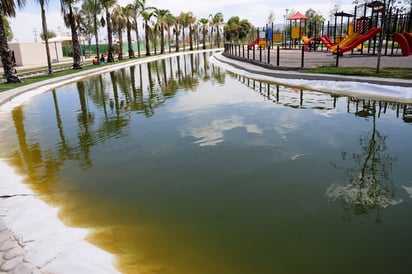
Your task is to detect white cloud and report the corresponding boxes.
[181,115,263,146]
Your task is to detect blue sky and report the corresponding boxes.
[10,0,354,43]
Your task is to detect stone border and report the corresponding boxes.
[219,52,412,87]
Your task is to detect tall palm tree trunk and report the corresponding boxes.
[189,25,193,50]
[68,5,81,69]
[145,19,150,56]
[127,19,134,58]
[117,25,123,60]
[160,25,165,54]
[174,27,179,52]
[134,20,140,58]
[0,15,20,83]
[106,8,114,62]
[40,2,52,74]
[94,12,100,60]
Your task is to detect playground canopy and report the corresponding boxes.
[288,11,308,20]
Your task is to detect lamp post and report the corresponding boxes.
[284,9,289,47]
[209,14,214,49]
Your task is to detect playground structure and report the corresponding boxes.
[319,1,412,56]
[246,2,412,56]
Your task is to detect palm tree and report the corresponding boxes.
[187,12,196,51]
[81,0,101,61]
[61,0,82,69]
[36,0,52,74]
[224,16,252,43]
[126,0,145,58]
[179,12,195,51]
[111,5,126,60]
[210,12,224,47]
[178,12,188,50]
[100,0,116,62]
[164,13,175,53]
[79,1,94,56]
[141,8,154,56]
[123,5,134,58]
[199,18,208,49]
[173,13,182,52]
[0,0,26,83]
[153,8,170,54]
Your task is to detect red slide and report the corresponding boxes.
[247,38,259,49]
[402,32,412,52]
[336,27,382,54]
[318,35,334,49]
[394,33,412,56]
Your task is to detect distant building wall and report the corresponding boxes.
[7,42,63,67]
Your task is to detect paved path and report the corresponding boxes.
[0,219,41,274]
[216,51,412,87]
[226,46,412,69]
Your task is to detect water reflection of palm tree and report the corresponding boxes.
[76,82,95,167]
[328,100,398,223]
[52,90,72,159]
[10,106,62,193]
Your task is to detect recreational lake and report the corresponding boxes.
[1,51,412,274]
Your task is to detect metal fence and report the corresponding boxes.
[223,43,342,69]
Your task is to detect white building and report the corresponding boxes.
[8,39,64,67]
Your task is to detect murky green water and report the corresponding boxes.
[1,52,412,274]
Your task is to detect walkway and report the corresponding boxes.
[224,45,412,69]
[0,219,40,274]
[216,51,412,87]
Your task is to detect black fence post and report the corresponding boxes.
[277,46,280,66]
[336,45,340,67]
[267,46,270,64]
[253,46,255,60]
[259,46,262,62]
[301,46,304,68]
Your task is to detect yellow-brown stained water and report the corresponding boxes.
[1,53,412,274]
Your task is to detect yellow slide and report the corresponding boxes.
[331,32,360,53]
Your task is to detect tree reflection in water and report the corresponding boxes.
[226,72,412,223]
[327,100,400,223]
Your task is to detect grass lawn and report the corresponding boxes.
[0,57,140,93]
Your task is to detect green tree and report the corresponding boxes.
[199,17,208,49]
[174,13,183,52]
[210,12,224,47]
[40,30,56,40]
[2,15,13,41]
[164,12,175,53]
[111,5,126,60]
[61,0,82,69]
[224,16,252,43]
[305,8,324,37]
[124,5,134,58]
[141,8,154,56]
[153,8,170,54]
[329,0,341,22]
[100,0,116,62]
[37,0,52,74]
[81,0,101,60]
[126,0,145,58]
[0,0,26,83]
[179,11,195,50]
